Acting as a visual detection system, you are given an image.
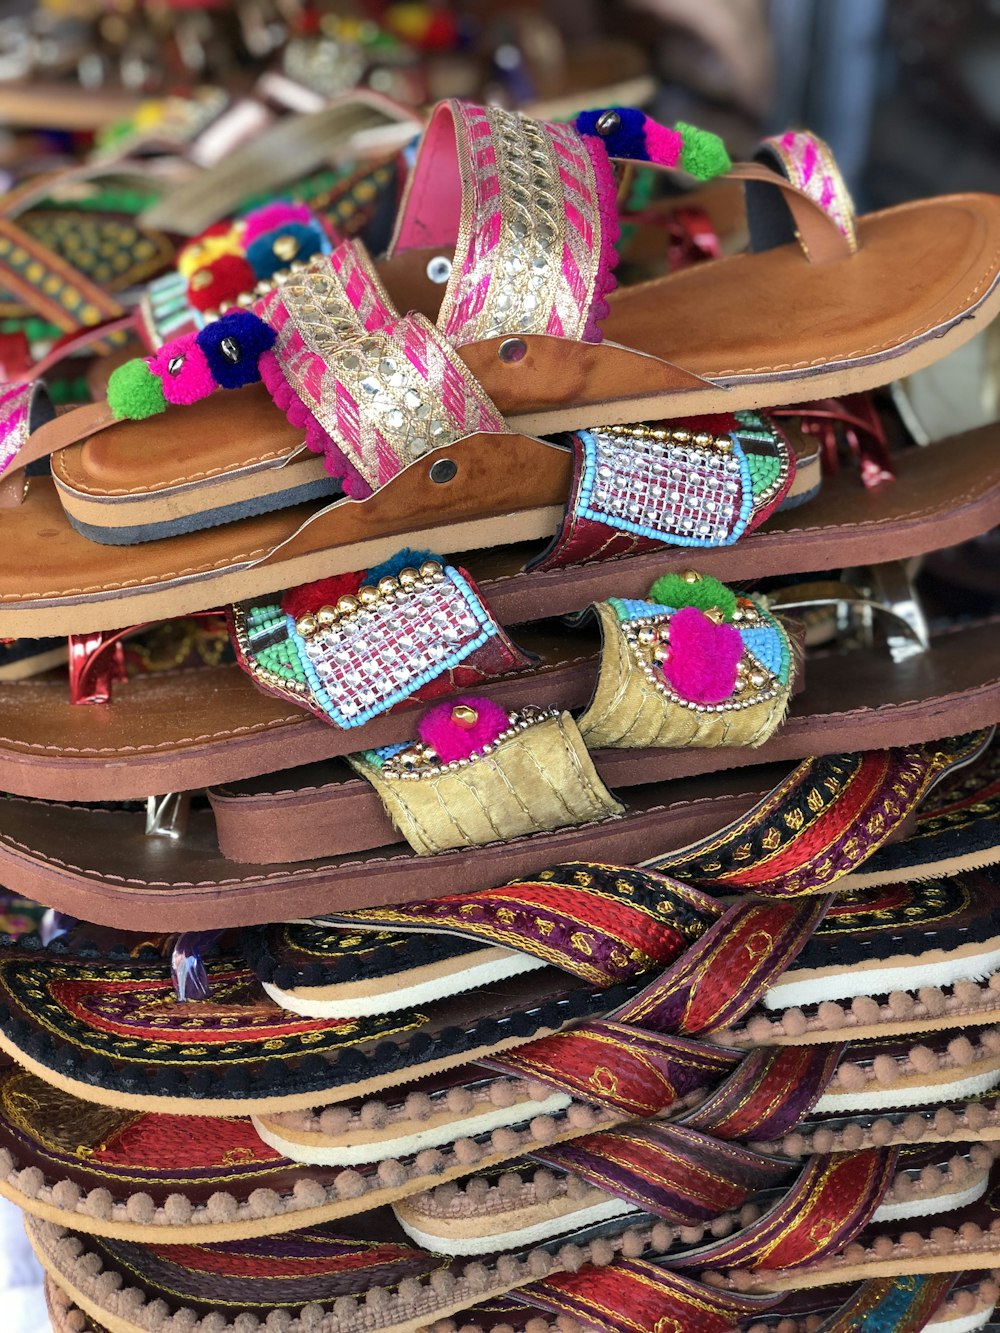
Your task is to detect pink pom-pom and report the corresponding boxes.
[148,333,216,406]
[662,605,743,704]
[418,695,511,763]
[242,202,314,246]
[643,120,684,168]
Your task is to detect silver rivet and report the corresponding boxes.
[167,355,184,375]
[595,110,621,137]
[429,458,457,483]
[426,256,452,284]
[498,337,527,364]
[219,337,240,362]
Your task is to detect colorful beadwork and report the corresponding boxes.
[606,582,790,713]
[232,557,530,729]
[574,412,788,548]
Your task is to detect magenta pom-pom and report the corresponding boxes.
[643,120,685,169]
[418,695,511,763]
[148,333,217,406]
[241,201,314,246]
[662,606,743,705]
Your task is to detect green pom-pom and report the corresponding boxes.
[648,572,738,620]
[676,123,732,182]
[107,359,166,421]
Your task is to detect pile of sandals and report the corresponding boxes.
[0,90,999,1333]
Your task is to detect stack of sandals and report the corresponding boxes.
[0,96,998,1333]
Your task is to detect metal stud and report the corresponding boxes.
[426,255,452,284]
[272,233,299,262]
[429,458,457,484]
[167,355,185,375]
[497,337,527,364]
[219,336,240,362]
[594,109,622,137]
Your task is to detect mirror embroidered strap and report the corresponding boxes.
[531,411,795,572]
[257,240,507,497]
[231,557,532,729]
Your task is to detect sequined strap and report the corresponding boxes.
[529,411,795,572]
[110,239,508,500]
[510,1262,782,1333]
[230,554,533,730]
[319,862,722,986]
[648,741,966,896]
[756,130,859,251]
[0,380,55,502]
[668,1147,897,1272]
[676,1044,844,1143]
[532,1122,791,1223]
[390,101,730,347]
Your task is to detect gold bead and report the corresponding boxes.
[451,704,479,729]
[316,606,337,628]
[336,595,359,616]
[271,233,299,262]
[296,614,317,638]
[653,645,671,663]
[672,429,690,443]
[377,577,398,597]
[190,269,213,290]
[704,606,725,625]
[750,672,766,688]
[637,626,656,645]
[420,560,443,579]
[693,432,713,448]
[398,568,419,588]
[715,436,733,453]
[681,570,701,584]
[358,586,379,606]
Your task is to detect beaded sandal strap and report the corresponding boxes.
[230,551,533,730]
[528,411,796,572]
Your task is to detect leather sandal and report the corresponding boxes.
[24,1153,1000,1333]
[0,720,981,931]
[0,102,997,629]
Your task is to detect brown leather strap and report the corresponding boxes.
[726,162,855,263]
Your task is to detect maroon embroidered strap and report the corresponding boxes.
[511,1262,782,1332]
[677,1043,845,1142]
[649,742,972,896]
[668,1147,898,1272]
[484,1024,742,1119]
[615,896,831,1035]
[531,1122,791,1223]
[319,863,722,987]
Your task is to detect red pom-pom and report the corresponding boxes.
[187,254,257,313]
[418,695,511,763]
[662,606,743,705]
[282,572,364,622]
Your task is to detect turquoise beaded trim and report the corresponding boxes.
[239,566,500,729]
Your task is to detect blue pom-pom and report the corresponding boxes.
[575,106,650,162]
[245,222,327,281]
[195,309,276,390]
[367,548,440,583]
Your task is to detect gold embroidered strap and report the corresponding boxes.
[258,240,507,497]
[348,709,623,856]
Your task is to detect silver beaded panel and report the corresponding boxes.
[298,567,493,726]
[585,428,749,545]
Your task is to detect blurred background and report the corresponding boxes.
[1,0,998,204]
